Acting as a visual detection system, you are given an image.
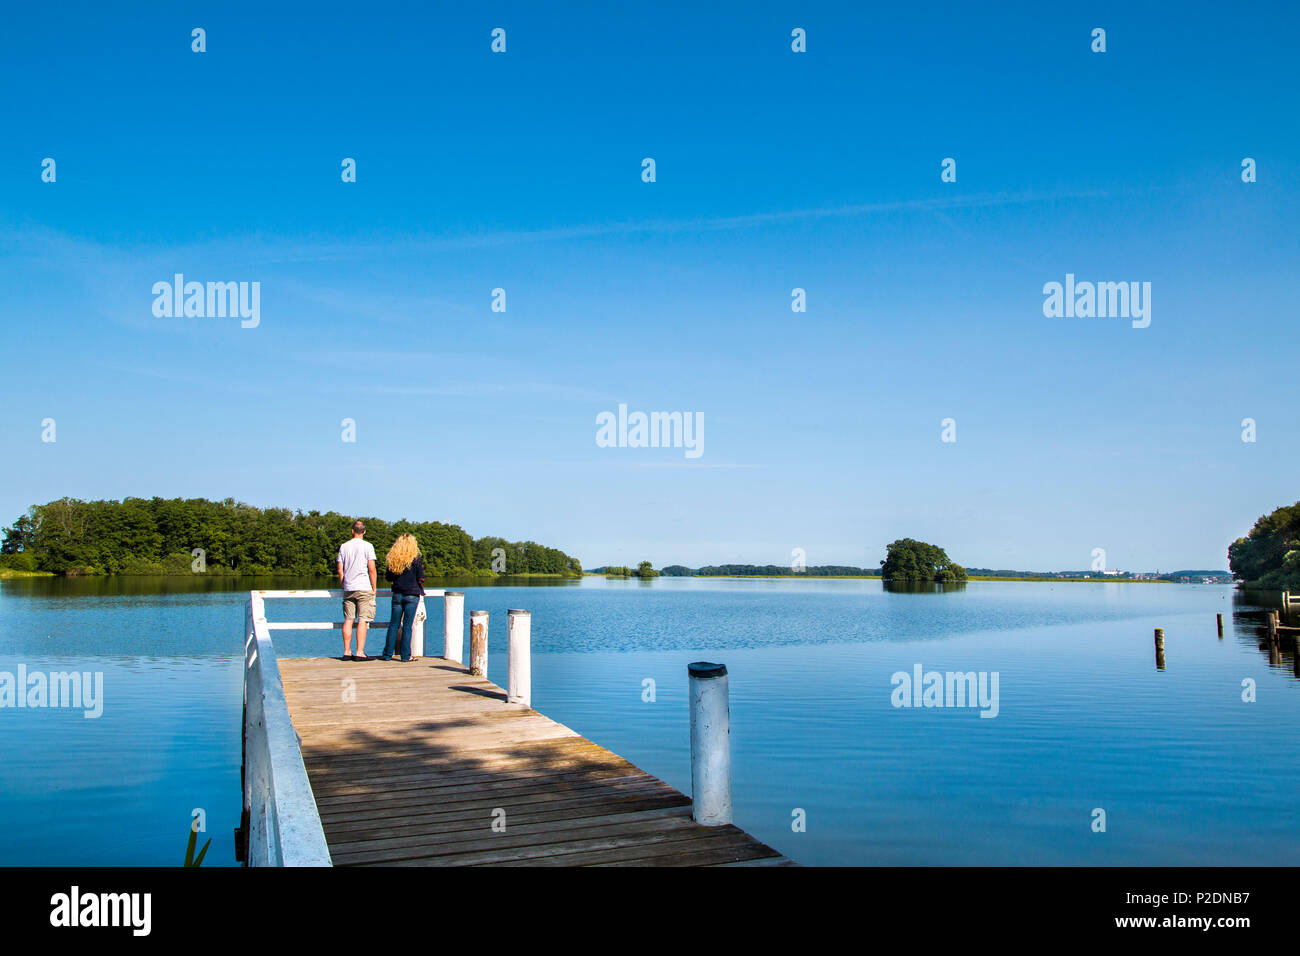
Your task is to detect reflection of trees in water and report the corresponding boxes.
[1230,592,1300,679]
[881,580,968,595]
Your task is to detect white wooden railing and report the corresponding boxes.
[241,592,332,866]
[256,588,449,656]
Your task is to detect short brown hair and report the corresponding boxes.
[352,520,366,534]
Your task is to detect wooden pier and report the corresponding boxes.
[277,655,792,866]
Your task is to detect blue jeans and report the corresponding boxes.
[384,593,420,660]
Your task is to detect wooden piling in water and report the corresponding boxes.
[1154,628,1165,671]
[469,610,488,677]
[1267,611,1279,643]
[1216,613,1223,638]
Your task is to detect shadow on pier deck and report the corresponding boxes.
[278,657,793,866]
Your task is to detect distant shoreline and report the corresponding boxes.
[587,572,1213,584]
[676,574,1172,583]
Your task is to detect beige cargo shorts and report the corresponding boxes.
[342,590,376,622]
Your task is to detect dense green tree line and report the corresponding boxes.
[0,497,582,578]
[1229,501,1300,589]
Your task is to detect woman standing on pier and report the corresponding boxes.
[383,534,425,662]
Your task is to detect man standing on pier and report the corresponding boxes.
[338,520,377,661]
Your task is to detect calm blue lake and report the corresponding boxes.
[1,576,1296,866]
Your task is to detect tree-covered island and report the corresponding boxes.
[0,497,582,578]
[879,538,968,583]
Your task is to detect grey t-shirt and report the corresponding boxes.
[337,538,376,592]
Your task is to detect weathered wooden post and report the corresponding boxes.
[688,662,732,826]
[507,609,531,707]
[1154,628,1165,671]
[1267,611,1279,643]
[443,591,464,663]
[469,610,488,677]
[1216,613,1224,638]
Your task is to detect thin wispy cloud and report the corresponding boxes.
[84,360,275,396]
[605,461,763,470]
[231,187,1126,263]
[0,186,1121,269]
[357,382,615,403]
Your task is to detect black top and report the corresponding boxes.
[385,555,425,595]
[688,661,727,679]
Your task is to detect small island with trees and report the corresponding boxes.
[591,562,660,578]
[878,538,968,583]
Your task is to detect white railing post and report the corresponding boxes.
[507,609,531,706]
[688,661,732,826]
[469,610,488,677]
[444,591,465,663]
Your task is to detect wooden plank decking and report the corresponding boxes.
[278,656,793,866]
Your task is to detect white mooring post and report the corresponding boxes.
[469,610,489,677]
[688,661,732,826]
[444,591,465,663]
[507,609,531,707]
[410,604,424,658]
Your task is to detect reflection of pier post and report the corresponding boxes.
[1154,628,1165,671]
[1269,640,1282,668]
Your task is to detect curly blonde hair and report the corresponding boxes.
[386,533,420,575]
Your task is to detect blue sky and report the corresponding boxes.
[1,0,1297,572]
